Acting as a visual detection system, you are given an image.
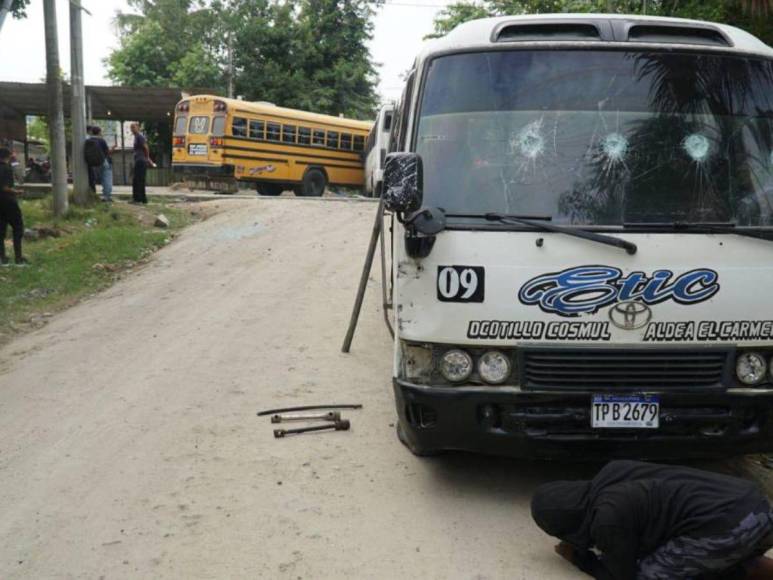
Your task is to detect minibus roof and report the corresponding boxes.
[419,14,773,62]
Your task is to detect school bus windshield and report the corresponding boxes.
[416,50,773,227]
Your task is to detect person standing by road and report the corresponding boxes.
[531,460,773,580]
[85,126,114,202]
[130,123,155,204]
[0,147,28,266]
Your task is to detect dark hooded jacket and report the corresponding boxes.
[531,460,768,580]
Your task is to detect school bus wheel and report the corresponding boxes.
[256,183,284,196]
[299,167,327,197]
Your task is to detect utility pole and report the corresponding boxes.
[70,0,91,204]
[227,33,235,99]
[0,0,14,34]
[44,0,69,217]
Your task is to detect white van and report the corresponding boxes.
[364,103,395,197]
[382,14,773,459]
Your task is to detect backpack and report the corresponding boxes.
[84,138,106,167]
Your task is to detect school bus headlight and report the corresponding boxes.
[439,349,473,383]
[478,351,512,385]
[736,352,767,385]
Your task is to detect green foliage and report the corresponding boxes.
[106,0,382,120]
[107,0,225,90]
[8,0,29,18]
[428,0,773,45]
[27,117,49,151]
[0,200,194,338]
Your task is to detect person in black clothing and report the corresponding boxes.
[532,460,773,580]
[85,126,113,202]
[0,147,28,266]
[130,123,155,204]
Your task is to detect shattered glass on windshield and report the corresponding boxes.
[416,50,773,226]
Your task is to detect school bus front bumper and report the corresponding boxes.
[393,378,773,460]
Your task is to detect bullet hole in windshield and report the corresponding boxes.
[602,133,629,162]
[512,119,545,160]
[683,134,711,162]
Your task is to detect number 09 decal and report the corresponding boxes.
[437,266,485,303]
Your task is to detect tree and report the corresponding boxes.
[7,0,29,18]
[295,0,381,119]
[43,0,69,217]
[740,0,773,15]
[107,0,225,90]
[428,0,773,45]
[108,0,382,121]
[0,0,28,33]
[27,117,49,150]
[220,0,381,119]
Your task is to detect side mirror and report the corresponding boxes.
[382,153,423,214]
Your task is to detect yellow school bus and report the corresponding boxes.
[171,95,372,196]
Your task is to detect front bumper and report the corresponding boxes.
[172,163,234,177]
[394,378,773,460]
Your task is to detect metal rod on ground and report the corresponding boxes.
[70,0,90,205]
[257,404,363,417]
[341,197,385,353]
[274,420,351,438]
[43,0,69,217]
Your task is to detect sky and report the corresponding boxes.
[0,0,448,105]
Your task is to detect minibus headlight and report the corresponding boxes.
[439,349,473,383]
[736,352,767,385]
[478,351,511,385]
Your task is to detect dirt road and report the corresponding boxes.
[0,198,596,579]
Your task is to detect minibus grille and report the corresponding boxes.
[520,348,732,390]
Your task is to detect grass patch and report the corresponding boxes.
[0,198,198,343]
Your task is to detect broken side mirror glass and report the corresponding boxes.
[382,153,423,214]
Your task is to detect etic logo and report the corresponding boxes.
[519,265,719,317]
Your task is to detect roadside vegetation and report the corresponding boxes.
[0,198,198,345]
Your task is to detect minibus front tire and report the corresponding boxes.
[298,168,327,197]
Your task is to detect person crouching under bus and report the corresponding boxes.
[532,460,773,579]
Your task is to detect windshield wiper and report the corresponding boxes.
[456,212,638,255]
[624,221,773,242]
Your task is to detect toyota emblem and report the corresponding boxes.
[608,301,653,330]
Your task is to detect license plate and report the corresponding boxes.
[591,394,660,429]
[188,144,207,156]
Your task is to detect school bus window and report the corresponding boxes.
[249,120,265,140]
[298,127,311,145]
[189,116,210,135]
[353,135,365,152]
[174,116,187,135]
[266,122,281,142]
[232,117,247,137]
[312,129,325,146]
[212,116,226,137]
[282,125,297,144]
[326,131,339,149]
[340,133,352,150]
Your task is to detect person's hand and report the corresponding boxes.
[555,541,575,563]
[148,159,157,168]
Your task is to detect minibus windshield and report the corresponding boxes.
[416,50,773,227]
